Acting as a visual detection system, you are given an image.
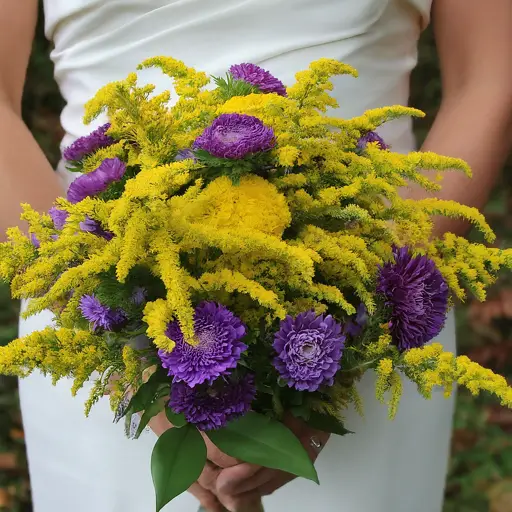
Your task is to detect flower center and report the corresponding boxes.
[198,327,217,348]
[300,342,317,359]
[217,130,242,144]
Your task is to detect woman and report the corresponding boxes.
[2,0,511,511]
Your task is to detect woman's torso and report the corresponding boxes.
[43,0,432,184]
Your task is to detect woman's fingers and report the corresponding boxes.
[188,482,225,512]
[217,490,264,512]
[215,463,268,495]
[198,461,223,492]
[203,433,241,469]
[148,409,173,436]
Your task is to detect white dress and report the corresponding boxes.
[20,1,456,511]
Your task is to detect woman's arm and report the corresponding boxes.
[407,0,512,236]
[0,1,63,239]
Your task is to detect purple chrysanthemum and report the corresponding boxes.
[63,123,115,161]
[273,311,345,392]
[169,375,256,430]
[193,114,275,160]
[67,157,126,204]
[79,216,114,241]
[79,294,127,332]
[356,131,388,151]
[48,207,69,230]
[158,302,247,387]
[344,303,368,337]
[377,247,449,351]
[229,63,287,97]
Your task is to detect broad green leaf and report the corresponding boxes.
[126,369,167,415]
[135,397,165,439]
[207,412,318,483]
[165,407,187,428]
[151,425,206,512]
[306,411,353,436]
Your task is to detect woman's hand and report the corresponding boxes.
[149,410,262,512]
[149,412,327,512]
[211,415,329,509]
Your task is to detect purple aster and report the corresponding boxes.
[356,131,388,151]
[67,157,126,204]
[79,216,114,241]
[158,301,247,387]
[229,63,287,97]
[79,294,127,332]
[273,311,345,392]
[344,303,368,337]
[175,148,197,162]
[193,114,275,160]
[131,286,147,306]
[63,123,115,161]
[48,207,69,230]
[30,233,40,249]
[377,246,449,351]
[169,375,256,431]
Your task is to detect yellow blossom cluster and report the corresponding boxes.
[0,56,511,417]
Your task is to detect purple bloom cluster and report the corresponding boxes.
[344,303,368,337]
[229,63,287,97]
[79,294,127,332]
[131,286,147,306]
[169,375,256,431]
[273,311,345,392]
[49,207,69,230]
[67,157,126,204]
[175,148,196,162]
[30,233,40,249]
[194,114,275,160]
[63,123,115,161]
[158,302,247,387]
[79,216,114,241]
[356,131,388,151]
[377,247,449,350]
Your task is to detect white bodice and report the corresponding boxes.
[43,0,432,178]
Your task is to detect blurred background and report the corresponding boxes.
[1,6,512,512]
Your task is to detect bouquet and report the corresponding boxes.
[1,57,512,511]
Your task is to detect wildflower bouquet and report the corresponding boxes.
[1,57,512,511]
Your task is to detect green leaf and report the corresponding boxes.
[306,411,353,436]
[135,397,164,439]
[207,412,318,483]
[125,369,168,416]
[151,425,206,512]
[165,407,187,428]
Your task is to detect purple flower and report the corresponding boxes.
[67,157,126,204]
[169,375,256,430]
[377,247,449,351]
[175,149,196,162]
[63,123,115,161]
[131,286,147,306]
[158,302,247,387]
[356,131,388,151]
[30,233,40,249]
[273,311,345,392]
[344,303,368,337]
[229,63,287,97]
[79,216,114,240]
[79,294,127,332]
[193,114,275,160]
[48,207,69,230]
